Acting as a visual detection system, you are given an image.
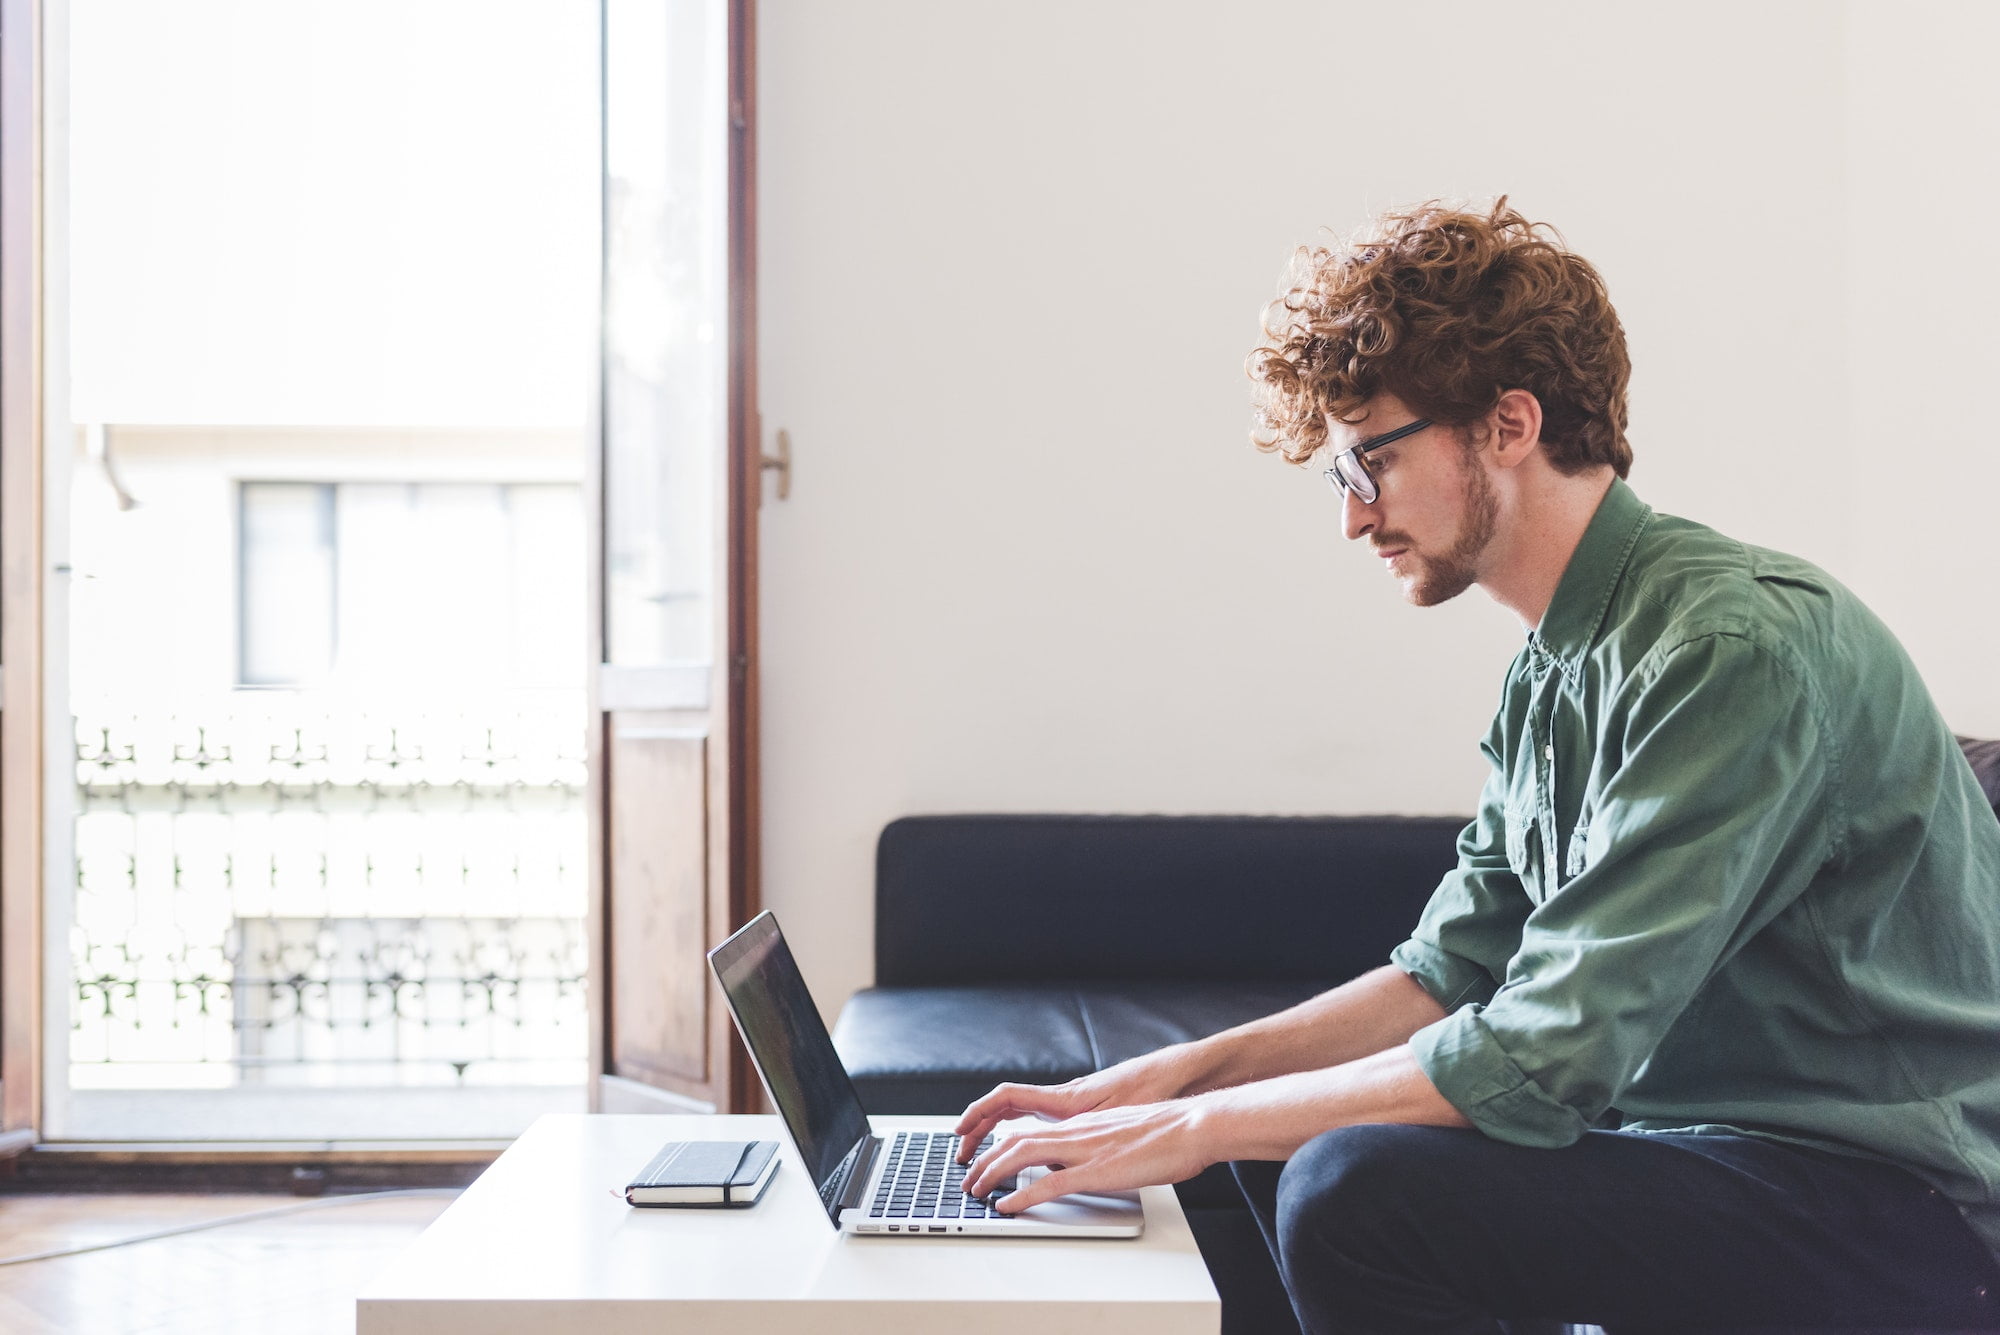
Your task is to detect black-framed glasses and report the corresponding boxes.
[1323,418,1433,505]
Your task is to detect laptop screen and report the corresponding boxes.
[708,912,875,1224]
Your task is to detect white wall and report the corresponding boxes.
[1841,1,2000,738]
[756,0,2000,1017]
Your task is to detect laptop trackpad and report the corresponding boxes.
[1012,1165,1143,1223]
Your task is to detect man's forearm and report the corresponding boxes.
[959,987,1474,1208]
[1191,1044,1472,1162]
[1177,965,1451,1094]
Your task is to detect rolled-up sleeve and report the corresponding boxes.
[1392,731,1531,1011]
[1406,632,1835,1147]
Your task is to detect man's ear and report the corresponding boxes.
[1488,389,1544,471]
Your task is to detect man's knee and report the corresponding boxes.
[1275,1123,1465,1262]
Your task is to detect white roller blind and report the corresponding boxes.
[69,0,596,427]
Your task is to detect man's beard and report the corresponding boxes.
[1387,451,1499,607]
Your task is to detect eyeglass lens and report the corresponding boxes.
[1331,448,1378,504]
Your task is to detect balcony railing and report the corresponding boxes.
[69,694,588,1089]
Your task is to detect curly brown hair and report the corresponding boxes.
[1247,198,1631,477]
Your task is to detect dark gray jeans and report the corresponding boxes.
[1228,1125,2000,1334]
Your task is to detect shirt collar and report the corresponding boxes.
[1528,476,1652,667]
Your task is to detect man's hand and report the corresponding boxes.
[960,1098,1213,1214]
[960,1045,1472,1213]
[953,1043,1205,1165]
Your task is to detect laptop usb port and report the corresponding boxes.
[928,1226,947,1233]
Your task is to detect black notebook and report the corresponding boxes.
[624,1138,780,1207]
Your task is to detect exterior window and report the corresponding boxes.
[237,480,583,692]
[238,482,336,687]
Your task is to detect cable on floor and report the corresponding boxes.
[0,1187,463,1267]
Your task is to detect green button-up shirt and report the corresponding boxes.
[1393,478,2000,1256]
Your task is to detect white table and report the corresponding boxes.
[358,1113,1220,1335]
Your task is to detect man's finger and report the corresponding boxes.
[953,1082,1021,1133]
[965,1135,1066,1198]
[953,1114,999,1162]
[962,1136,1026,1197]
[960,1138,1013,1196]
[953,1084,1073,1161]
[952,1088,1019,1158]
[954,1107,1023,1163]
[995,1166,1076,1216]
[954,1082,1042,1137]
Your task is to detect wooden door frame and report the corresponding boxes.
[586,0,760,1116]
[0,0,47,1158]
[721,0,761,1116]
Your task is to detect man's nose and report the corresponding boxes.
[1341,487,1378,542]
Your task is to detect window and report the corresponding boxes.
[238,482,337,687]
[237,481,582,692]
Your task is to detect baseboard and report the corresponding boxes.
[0,1141,504,1194]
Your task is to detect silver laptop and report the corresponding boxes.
[708,911,1144,1238]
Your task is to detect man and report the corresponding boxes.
[954,200,2000,1332]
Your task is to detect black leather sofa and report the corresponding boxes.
[830,738,2000,1333]
[834,813,1466,1115]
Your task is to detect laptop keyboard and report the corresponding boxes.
[867,1130,1017,1224]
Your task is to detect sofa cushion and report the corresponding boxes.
[1959,736,2000,822]
[833,985,1098,1113]
[833,979,1331,1117]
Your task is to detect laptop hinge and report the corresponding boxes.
[831,1135,880,1214]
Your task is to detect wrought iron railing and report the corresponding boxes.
[69,695,588,1087]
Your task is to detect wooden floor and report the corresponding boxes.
[0,1191,458,1334]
